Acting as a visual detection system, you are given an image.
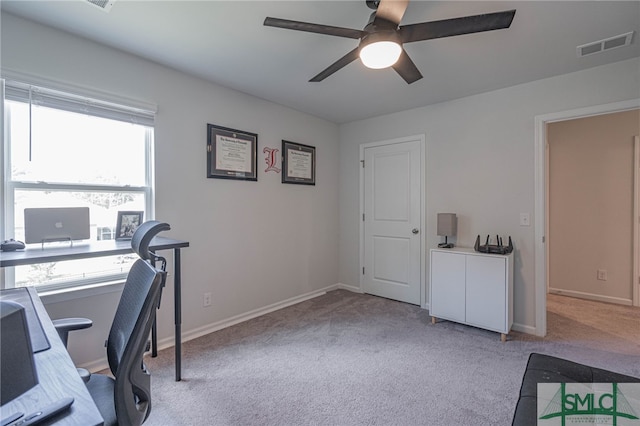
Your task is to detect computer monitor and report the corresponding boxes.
[24,207,90,244]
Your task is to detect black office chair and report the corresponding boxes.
[54,221,170,426]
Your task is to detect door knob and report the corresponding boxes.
[412,228,419,234]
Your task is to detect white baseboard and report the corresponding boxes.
[157,284,366,354]
[81,357,110,374]
[549,288,633,306]
[80,284,348,372]
[80,283,542,372]
[78,283,447,372]
[176,288,332,346]
[332,282,362,293]
[511,322,537,335]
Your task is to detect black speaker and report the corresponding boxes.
[0,300,38,405]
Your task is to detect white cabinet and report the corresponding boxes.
[430,250,466,323]
[429,248,513,341]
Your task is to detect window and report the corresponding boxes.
[2,79,155,292]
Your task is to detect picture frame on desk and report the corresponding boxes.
[115,211,143,240]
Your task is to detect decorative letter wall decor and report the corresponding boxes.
[263,147,281,173]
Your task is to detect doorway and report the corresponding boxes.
[534,99,640,337]
[547,110,637,304]
[359,135,425,305]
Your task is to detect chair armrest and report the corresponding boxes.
[52,317,93,347]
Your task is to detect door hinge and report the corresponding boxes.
[362,267,365,275]
[362,213,365,221]
[542,236,545,243]
[360,160,365,168]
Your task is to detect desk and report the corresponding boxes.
[0,237,189,381]
[0,287,104,425]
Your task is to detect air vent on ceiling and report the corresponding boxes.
[85,0,116,12]
[577,31,634,57]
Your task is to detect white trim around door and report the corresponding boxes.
[534,98,640,337]
[634,135,640,307]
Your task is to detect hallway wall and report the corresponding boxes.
[548,109,639,304]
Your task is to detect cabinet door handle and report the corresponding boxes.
[412,228,419,234]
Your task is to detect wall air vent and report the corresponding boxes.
[577,31,634,57]
[85,0,116,12]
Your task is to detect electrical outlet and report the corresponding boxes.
[597,269,608,281]
[203,292,212,307]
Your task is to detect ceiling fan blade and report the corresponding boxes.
[309,47,361,82]
[399,9,516,43]
[373,0,409,27]
[392,49,423,84]
[264,17,364,39]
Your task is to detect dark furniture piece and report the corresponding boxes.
[512,352,640,426]
[0,287,104,425]
[0,232,189,381]
[57,221,169,425]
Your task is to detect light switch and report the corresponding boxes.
[520,213,530,226]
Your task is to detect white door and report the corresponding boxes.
[362,138,422,304]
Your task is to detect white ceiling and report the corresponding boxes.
[2,1,639,124]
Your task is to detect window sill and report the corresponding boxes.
[39,280,125,304]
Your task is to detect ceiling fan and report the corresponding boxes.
[264,0,516,84]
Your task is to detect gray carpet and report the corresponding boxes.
[143,290,640,426]
[545,293,640,356]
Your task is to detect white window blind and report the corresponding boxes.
[4,81,155,127]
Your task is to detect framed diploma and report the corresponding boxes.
[282,140,315,185]
[207,123,258,181]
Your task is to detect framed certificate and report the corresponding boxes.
[207,123,258,181]
[282,140,315,185]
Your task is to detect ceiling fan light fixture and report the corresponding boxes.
[360,40,402,69]
[265,3,516,83]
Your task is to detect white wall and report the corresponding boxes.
[338,57,640,331]
[1,12,340,367]
[3,11,640,366]
[548,110,638,304]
